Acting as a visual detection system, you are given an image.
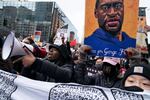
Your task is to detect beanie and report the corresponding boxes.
[122,64,150,86]
[49,44,61,52]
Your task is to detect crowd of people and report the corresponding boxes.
[0,33,150,93]
[0,0,150,98]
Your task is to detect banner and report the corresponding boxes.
[0,70,150,100]
[84,0,139,58]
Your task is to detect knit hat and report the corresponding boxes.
[122,64,150,86]
[49,44,61,52]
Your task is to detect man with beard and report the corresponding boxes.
[84,0,136,58]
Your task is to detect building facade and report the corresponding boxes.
[0,1,77,43]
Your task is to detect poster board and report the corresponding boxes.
[84,0,139,58]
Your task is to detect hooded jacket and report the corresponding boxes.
[48,44,72,65]
[21,44,73,82]
[84,28,136,58]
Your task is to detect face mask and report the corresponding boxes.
[124,86,143,92]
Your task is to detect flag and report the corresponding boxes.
[61,24,68,29]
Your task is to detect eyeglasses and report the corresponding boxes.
[100,2,123,12]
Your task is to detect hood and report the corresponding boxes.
[49,44,71,62]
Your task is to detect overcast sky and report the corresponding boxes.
[29,0,150,42]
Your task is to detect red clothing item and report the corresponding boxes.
[33,47,47,58]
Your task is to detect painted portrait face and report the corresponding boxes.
[95,0,124,36]
[125,75,150,90]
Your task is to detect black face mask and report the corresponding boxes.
[103,64,119,77]
[95,63,103,70]
[124,86,143,92]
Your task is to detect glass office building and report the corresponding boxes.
[0,1,77,43]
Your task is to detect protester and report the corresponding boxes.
[72,45,93,84]
[95,57,103,71]
[120,64,150,91]
[46,44,72,65]
[125,47,142,67]
[73,45,91,64]
[10,36,46,73]
[21,44,73,82]
[84,57,121,88]
[95,57,121,87]
[21,44,94,84]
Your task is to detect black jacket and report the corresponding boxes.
[21,58,73,83]
[21,44,74,82]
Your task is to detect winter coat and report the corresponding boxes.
[21,58,73,83]
[21,44,73,82]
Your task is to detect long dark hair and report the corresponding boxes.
[102,62,120,77]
